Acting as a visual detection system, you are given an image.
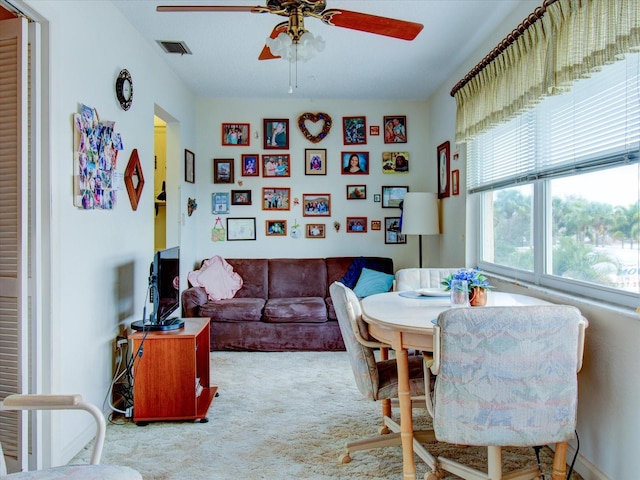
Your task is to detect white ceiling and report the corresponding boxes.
[112,0,538,100]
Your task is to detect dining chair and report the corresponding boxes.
[425,305,587,480]
[329,281,438,475]
[394,267,462,291]
[0,394,142,479]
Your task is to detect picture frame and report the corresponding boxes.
[227,217,256,241]
[342,116,367,145]
[306,223,326,238]
[262,187,291,210]
[241,154,259,176]
[373,194,381,203]
[381,186,409,208]
[263,118,289,149]
[385,217,406,244]
[452,169,460,195]
[371,220,382,231]
[305,148,327,175]
[265,220,287,236]
[382,151,409,173]
[437,141,451,199]
[347,216,368,233]
[346,184,366,199]
[184,149,195,183]
[221,123,250,146]
[341,152,369,174]
[231,189,252,205]
[212,192,230,214]
[383,115,407,144]
[370,125,380,136]
[213,158,234,184]
[302,193,331,216]
[262,154,290,177]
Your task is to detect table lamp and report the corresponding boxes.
[400,192,440,268]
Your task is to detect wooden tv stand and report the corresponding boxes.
[129,317,216,424]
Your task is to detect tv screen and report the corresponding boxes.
[152,246,180,323]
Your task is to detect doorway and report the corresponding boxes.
[154,116,167,251]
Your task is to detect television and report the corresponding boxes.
[131,246,184,331]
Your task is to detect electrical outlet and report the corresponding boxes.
[125,407,133,418]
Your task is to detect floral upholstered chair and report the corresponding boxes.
[426,305,587,480]
[0,394,142,479]
[329,281,438,476]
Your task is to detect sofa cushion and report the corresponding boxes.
[199,298,266,322]
[187,255,243,301]
[353,267,395,297]
[339,257,395,289]
[268,258,327,298]
[226,258,268,299]
[263,297,328,323]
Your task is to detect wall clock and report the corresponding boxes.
[115,69,133,111]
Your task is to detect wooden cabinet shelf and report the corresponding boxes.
[129,318,216,423]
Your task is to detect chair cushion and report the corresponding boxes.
[353,268,395,297]
[4,465,142,479]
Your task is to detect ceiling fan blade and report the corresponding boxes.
[320,9,423,41]
[258,22,288,60]
[156,5,263,13]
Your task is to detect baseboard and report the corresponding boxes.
[561,444,612,480]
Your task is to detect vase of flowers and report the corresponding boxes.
[441,268,492,307]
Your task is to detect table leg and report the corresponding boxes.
[552,441,568,480]
[395,343,417,479]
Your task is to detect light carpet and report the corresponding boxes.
[73,351,583,479]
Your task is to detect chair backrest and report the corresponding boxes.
[395,268,462,291]
[431,305,586,447]
[329,282,385,400]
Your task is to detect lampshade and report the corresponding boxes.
[401,192,439,236]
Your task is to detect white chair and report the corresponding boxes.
[0,394,142,479]
[394,267,462,291]
[425,305,587,480]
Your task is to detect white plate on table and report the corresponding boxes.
[399,289,449,300]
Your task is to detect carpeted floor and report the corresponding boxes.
[73,352,582,479]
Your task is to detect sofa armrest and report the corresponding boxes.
[181,286,208,317]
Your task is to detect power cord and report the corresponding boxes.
[533,446,545,480]
[566,430,580,479]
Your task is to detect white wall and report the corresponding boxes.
[21,0,197,466]
[189,98,437,271]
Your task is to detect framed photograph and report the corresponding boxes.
[263,118,289,149]
[262,187,291,210]
[385,217,406,244]
[373,194,381,203]
[231,189,252,205]
[184,149,195,183]
[305,149,326,175]
[383,116,407,144]
[341,152,369,174]
[213,158,234,184]
[212,192,230,214]
[371,220,382,231]
[241,154,259,176]
[382,186,409,208]
[452,169,460,195]
[222,123,250,146]
[262,154,290,177]
[382,152,409,173]
[306,223,326,238]
[342,116,366,145]
[227,217,256,241]
[346,184,366,199]
[265,220,287,236]
[347,217,368,233]
[370,125,380,136]
[302,193,331,216]
[437,141,451,199]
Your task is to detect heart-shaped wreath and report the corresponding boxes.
[297,112,332,143]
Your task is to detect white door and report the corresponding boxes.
[0,15,29,472]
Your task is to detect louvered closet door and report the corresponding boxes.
[0,16,29,472]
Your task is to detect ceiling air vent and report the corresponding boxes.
[156,40,192,55]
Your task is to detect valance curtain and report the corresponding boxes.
[453,0,640,144]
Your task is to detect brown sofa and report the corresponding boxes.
[181,256,394,351]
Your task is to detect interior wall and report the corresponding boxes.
[189,97,437,272]
[154,122,167,250]
[21,0,197,466]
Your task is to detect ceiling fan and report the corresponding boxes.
[157,0,424,60]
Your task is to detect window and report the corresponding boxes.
[471,53,640,308]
